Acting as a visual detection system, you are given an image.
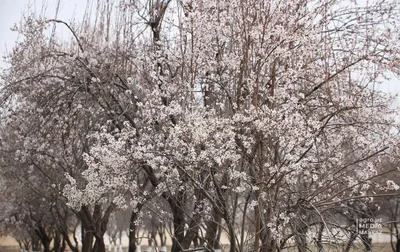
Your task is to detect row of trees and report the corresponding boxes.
[1,0,400,251]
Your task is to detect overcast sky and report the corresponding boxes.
[0,0,85,69]
[1,0,399,103]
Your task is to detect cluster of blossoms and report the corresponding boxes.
[1,0,400,251]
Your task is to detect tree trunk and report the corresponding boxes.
[170,199,185,252]
[82,224,94,252]
[35,225,52,252]
[360,234,372,252]
[260,206,276,252]
[128,211,138,252]
[182,195,205,250]
[344,231,357,252]
[63,231,79,252]
[42,240,51,252]
[315,224,324,252]
[204,207,222,252]
[31,234,41,252]
[228,223,236,252]
[79,204,113,252]
[54,231,61,252]
[254,205,261,252]
[60,236,67,252]
[395,220,400,252]
[93,236,107,252]
[158,223,167,247]
[142,165,186,252]
[260,226,276,252]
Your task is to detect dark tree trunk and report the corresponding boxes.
[31,234,41,252]
[315,224,324,252]
[128,211,138,252]
[35,225,52,252]
[79,204,113,252]
[93,236,107,252]
[260,207,276,252]
[205,207,222,252]
[158,223,167,247]
[192,233,200,247]
[228,223,236,252]
[63,230,79,252]
[182,193,204,250]
[395,220,400,252]
[360,234,372,252]
[344,231,357,252]
[81,223,94,252]
[60,235,67,252]
[42,240,51,252]
[54,207,79,252]
[142,164,187,252]
[54,231,61,252]
[170,197,185,252]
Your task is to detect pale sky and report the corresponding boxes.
[0,0,85,69]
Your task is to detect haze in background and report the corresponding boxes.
[0,0,85,69]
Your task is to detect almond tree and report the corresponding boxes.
[2,1,400,252]
[73,1,400,251]
[0,13,117,252]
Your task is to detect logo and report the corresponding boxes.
[356,218,383,235]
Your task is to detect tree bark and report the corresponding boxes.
[204,206,222,252]
[35,225,52,252]
[169,195,186,252]
[128,208,143,252]
[360,234,372,252]
[182,191,205,250]
[93,235,107,252]
[81,223,94,252]
[344,231,357,252]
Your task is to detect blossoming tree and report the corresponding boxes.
[2,0,400,252]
